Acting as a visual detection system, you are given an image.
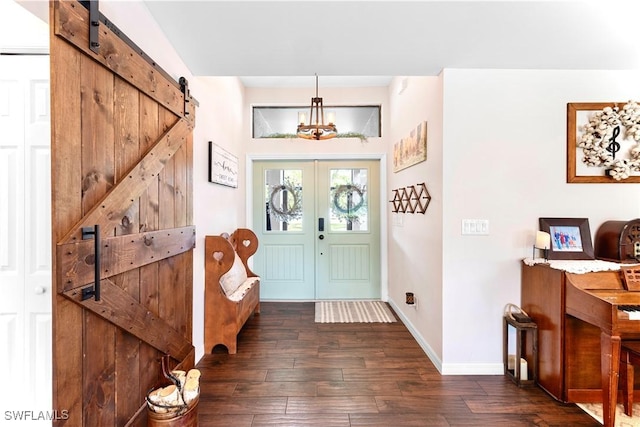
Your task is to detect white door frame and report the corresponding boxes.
[246,153,388,301]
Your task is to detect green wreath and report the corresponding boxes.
[332,184,366,222]
[269,181,302,222]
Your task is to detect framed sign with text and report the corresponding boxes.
[208,141,238,188]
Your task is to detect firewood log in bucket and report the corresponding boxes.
[146,356,200,426]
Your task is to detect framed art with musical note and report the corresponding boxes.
[208,141,238,188]
[567,102,640,183]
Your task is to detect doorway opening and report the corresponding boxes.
[251,158,385,300]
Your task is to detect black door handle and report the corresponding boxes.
[81,224,101,301]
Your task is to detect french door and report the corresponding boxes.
[252,159,380,300]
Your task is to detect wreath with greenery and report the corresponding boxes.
[578,100,640,180]
[269,180,302,223]
[332,183,366,222]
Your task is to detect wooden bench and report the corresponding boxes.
[204,229,260,354]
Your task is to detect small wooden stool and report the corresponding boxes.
[620,341,640,416]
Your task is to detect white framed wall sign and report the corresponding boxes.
[208,141,238,188]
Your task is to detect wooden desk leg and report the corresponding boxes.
[601,333,621,427]
[620,355,633,416]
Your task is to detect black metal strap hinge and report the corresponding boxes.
[89,0,100,54]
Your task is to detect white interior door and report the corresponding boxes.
[252,159,380,300]
[0,54,52,413]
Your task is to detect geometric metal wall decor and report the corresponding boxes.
[390,182,431,214]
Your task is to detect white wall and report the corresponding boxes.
[440,69,640,374]
[386,76,445,369]
[1,0,48,52]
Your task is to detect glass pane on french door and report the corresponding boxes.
[264,168,303,232]
[329,167,369,232]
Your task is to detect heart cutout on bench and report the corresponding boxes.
[213,251,223,261]
[243,239,251,247]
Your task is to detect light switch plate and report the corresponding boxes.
[462,219,489,235]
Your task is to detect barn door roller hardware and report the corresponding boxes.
[81,224,101,301]
[180,77,190,116]
[89,0,100,54]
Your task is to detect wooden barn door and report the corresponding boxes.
[50,2,196,425]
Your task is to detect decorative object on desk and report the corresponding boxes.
[393,121,427,172]
[621,265,640,291]
[577,402,640,427]
[389,182,431,214]
[567,101,640,183]
[595,219,640,262]
[539,217,594,260]
[315,301,396,323]
[296,74,337,140]
[533,231,551,261]
[208,142,238,188]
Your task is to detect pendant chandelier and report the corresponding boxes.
[296,74,337,140]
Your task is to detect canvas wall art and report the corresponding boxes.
[393,121,427,173]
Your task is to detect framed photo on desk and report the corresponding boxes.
[539,217,594,260]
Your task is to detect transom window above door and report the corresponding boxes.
[252,105,381,139]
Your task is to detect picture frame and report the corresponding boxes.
[567,102,640,183]
[393,121,427,173]
[208,141,238,188]
[539,217,594,260]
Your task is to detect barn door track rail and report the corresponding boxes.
[58,1,199,122]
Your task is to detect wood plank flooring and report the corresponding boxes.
[196,302,599,426]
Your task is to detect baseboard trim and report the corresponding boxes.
[388,298,443,373]
[388,298,504,376]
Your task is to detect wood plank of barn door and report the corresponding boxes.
[50,23,84,425]
[113,76,141,425]
[174,104,189,338]
[80,53,117,426]
[158,107,184,336]
[138,92,162,407]
[173,106,191,339]
[184,132,194,340]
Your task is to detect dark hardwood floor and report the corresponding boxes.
[195,302,599,426]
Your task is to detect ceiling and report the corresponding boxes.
[142,0,640,88]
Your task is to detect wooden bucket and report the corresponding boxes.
[147,396,198,427]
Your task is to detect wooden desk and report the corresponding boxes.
[521,262,640,427]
